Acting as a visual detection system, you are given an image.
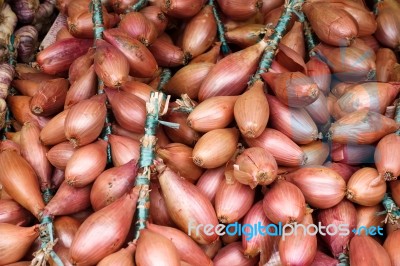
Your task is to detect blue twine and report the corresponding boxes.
[42,188,53,204]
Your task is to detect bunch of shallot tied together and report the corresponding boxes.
[2,0,400,264]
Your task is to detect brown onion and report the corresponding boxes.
[188,95,238,132]
[215,180,255,223]
[64,65,97,109]
[140,5,168,34]
[242,201,274,258]
[375,133,400,181]
[40,109,69,146]
[103,28,158,78]
[37,38,93,75]
[196,166,225,204]
[324,162,359,183]
[65,139,107,187]
[156,163,219,245]
[109,134,140,167]
[279,222,318,266]
[317,199,357,257]
[314,43,376,82]
[160,0,205,18]
[157,143,203,183]
[20,122,51,191]
[262,71,319,108]
[135,229,180,266]
[97,243,136,266]
[306,56,331,95]
[383,229,400,265]
[7,95,50,129]
[64,95,107,147]
[267,94,319,144]
[305,93,330,125]
[192,128,239,168]
[69,48,95,85]
[149,181,175,227]
[328,110,398,145]
[281,21,305,59]
[301,141,329,166]
[121,80,156,102]
[148,33,187,67]
[349,235,391,266]
[330,2,377,36]
[54,216,81,248]
[244,128,307,166]
[311,250,338,266]
[376,48,397,82]
[182,5,216,59]
[346,167,386,206]
[225,24,266,48]
[94,39,129,89]
[164,62,214,99]
[163,107,200,147]
[29,78,68,116]
[11,79,40,97]
[213,242,259,266]
[147,223,212,266]
[119,11,159,45]
[0,199,33,225]
[47,141,76,170]
[374,0,400,50]
[0,150,44,218]
[44,181,91,217]
[198,39,268,100]
[90,160,138,211]
[190,42,221,64]
[391,181,400,206]
[234,147,277,188]
[356,204,385,233]
[303,2,358,46]
[105,88,146,134]
[332,82,399,120]
[70,187,140,265]
[234,80,269,138]
[0,224,39,265]
[286,166,346,209]
[217,0,262,20]
[263,180,306,224]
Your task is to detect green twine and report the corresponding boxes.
[34,215,63,266]
[91,0,104,40]
[42,188,53,204]
[91,0,113,160]
[133,186,150,240]
[303,19,318,56]
[157,68,172,92]
[251,0,305,84]
[208,0,230,54]
[377,193,400,224]
[337,253,349,266]
[125,0,148,13]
